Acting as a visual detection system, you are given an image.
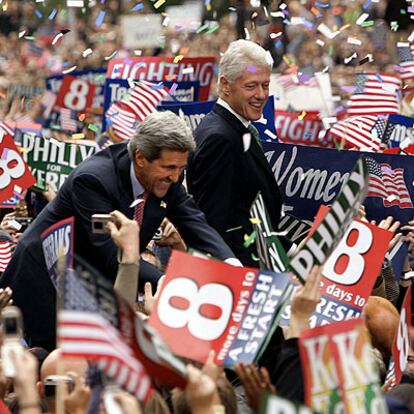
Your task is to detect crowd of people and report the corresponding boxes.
[0,0,412,413]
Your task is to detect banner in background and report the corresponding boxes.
[107,56,215,101]
[275,111,330,147]
[120,14,162,49]
[159,98,277,141]
[264,142,414,224]
[103,79,200,131]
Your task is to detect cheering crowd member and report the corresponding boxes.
[187,40,290,268]
[0,111,240,351]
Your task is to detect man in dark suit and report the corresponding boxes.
[187,40,286,267]
[1,111,239,350]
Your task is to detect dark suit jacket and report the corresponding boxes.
[0,143,234,350]
[187,104,284,267]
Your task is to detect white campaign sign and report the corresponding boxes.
[121,14,163,49]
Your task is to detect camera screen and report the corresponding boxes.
[4,317,18,335]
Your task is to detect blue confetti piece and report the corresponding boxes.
[375,73,383,82]
[363,0,372,10]
[35,9,43,18]
[275,40,283,48]
[131,3,144,11]
[95,10,106,27]
[48,8,58,20]
[314,1,330,7]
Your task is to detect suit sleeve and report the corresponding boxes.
[71,172,119,280]
[189,133,235,239]
[168,184,235,260]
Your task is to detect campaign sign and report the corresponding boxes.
[149,251,291,366]
[387,114,414,148]
[16,131,99,191]
[41,217,74,288]
[289,158,369,283]
[0,132,36,204]
[300,318,387,414]
[260,394,315,414]
[264,142,414,224]
[275,111,330,147]
[46,69,106,108]
[391,285,412,385]
[158,98,277,142]
[55,75,96,113]
[102,79,200,132]
[281,212,393,327]
[106,56,215,101]
[45,69,106,130]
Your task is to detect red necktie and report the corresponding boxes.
[133,191,148,226]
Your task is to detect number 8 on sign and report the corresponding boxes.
[0,150,26,190]
[56,75,95,112]
[63,79,90,111]
[157,277,233,341]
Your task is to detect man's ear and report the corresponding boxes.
[134,150,146,168]
[220,76,231,97]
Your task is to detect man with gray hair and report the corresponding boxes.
[1,110,238,351]
[187,39,287,266]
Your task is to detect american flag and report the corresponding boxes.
[327,115,386,152]
[59,108,78,132]
[105,81,169,141]
[347,73,401,116]
[0,241,12,272]
[365,157,413,208]
[398,43,414,81]
[58,268,152,401]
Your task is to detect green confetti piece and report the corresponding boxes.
[98,35,106,43]
[196,24,209,34]
[225,225,243,233]
[251,253,260,262]
[243,231,256,248]
[88,124,99,132]
[328,44,334,56]
[95,74,104,82]
[400,9,406,14]
[361,20,374,27]
[207,24,219,34]
[24,36,36,40]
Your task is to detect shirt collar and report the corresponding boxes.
[216,98,250,128]
[130,162,146,200]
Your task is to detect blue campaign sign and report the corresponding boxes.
[46,68,106,107]
[45,69,106,131]
[102,79,200,131]
[158,97,277,142]
[40,217,74,288]
[264,142,414,224]
[387,114,414,148]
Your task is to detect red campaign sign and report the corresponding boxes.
[392,285,412,385]
[300,318,387,414]
[149,251,268,365]
[275,110,333,148]
[55,75,96,112]
[281,205,393,326]
[0,133,36,204]
[106,56,215,101]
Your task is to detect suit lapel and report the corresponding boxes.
[115,145,136,219]
[213,104,275,182]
